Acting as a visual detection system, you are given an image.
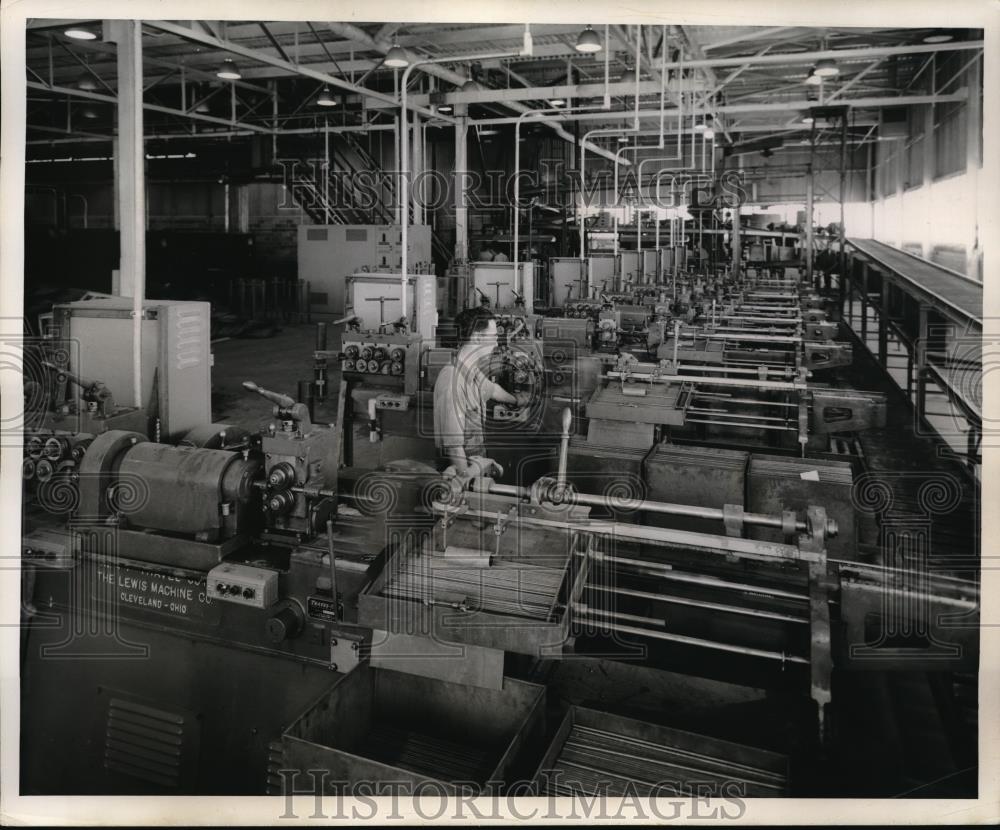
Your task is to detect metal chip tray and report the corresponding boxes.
[358,517,591,656]
[533,706,788,797]
[281,665,546,793]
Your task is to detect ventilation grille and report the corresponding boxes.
[346,228,368,242]
[104,696,198,789]
[266,739,286,795]
[307,228,328,241]
[174,309,204,370]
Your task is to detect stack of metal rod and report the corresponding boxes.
[382,549,564,619]
[539,724,787,797]
[365,723,493,783]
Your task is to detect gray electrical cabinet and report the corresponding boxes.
[52,297,212,441]
[297,224,433,316]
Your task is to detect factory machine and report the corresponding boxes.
[21,288,979,798]
[297,223,433,316]
[469,261,535,313]
[20,305,405,792]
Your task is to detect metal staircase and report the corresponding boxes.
[285,134,452,268]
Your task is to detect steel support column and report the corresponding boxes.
[964,53,982,279]
[878,274,889,367]
[805,160,815,286]
[454,117,469,262]
[917,303,929,425]
[861,263,869,342]
[110,20,145,408]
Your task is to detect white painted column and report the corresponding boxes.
[965,54,982,279]
[454,117,469,261]
[921,103,935,259]
[111,20,146,408]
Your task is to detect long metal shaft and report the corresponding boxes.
[575,606,808,663]
[488,483,807,532]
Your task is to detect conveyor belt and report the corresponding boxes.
[847,239,982,326]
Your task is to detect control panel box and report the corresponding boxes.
[52,297,212,441]
[470,262,534,311]
[207,562,279,609]
[549,258,588,307]
[618,251,641,285]
[298,224,432,316]
[374,392,411,411]
[339,332,423,395]
[345,271,437,336]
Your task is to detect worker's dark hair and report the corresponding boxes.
[454,306,496,344]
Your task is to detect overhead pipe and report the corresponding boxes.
[326,21,622,165]
[578,25,651,257]
[400,50,523,321]
[468,92,966,126]
[146,20,454,125]
[513,100,611,294]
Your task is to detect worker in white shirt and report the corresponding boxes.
[433,307,519,473]
[492,249,510,263]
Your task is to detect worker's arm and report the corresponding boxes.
[443,443,470,472]
[434,366,470,472]
[484,379,517,406]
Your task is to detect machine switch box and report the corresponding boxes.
[207,563,279,609]
[374,393,410,411]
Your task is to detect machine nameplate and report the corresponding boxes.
[92,562,216,620]
[307,595,339,622]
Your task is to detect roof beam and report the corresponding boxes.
[702,27,798,51]
[367,79,708,108]
[258,22,292,64]
[26,32,274,95]
[674,25,732,142]
[470,92,966,125]
[143,20,454,124]
[26,80,275,134]
[325,21,627,165]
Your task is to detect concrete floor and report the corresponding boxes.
[210,323,323,430]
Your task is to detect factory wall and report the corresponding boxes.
[869,50,983,279]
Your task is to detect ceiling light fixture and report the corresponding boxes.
[548,98,566,107]
[802,115,815,125]
[437,104,453,114]
[575,25,602,53]
[316,87,337,106]
[804,72,822,86]
[384,42,410,68]
[694,122,707,132]
[64,26,97,40]
[462,79,482,92]
[81,106,98,119]
[703,128,715,140]
[813,58,839,77]
[216,59,242,80]
[75,73,98,91]
[478,127,499,136]
[618,135,629,143]
[923,33,953,43]
[194,100,211,114]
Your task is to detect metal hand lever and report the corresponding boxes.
[325,519,339,619]
[487,281,509,307]
[557,407,572,488]
[364,295,400,327]
[42,361,94,389]
[242,381,296,409]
